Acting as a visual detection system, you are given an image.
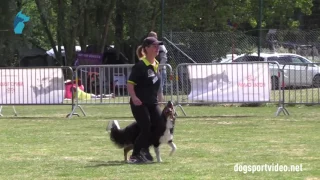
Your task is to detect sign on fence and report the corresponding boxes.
[187,63,270,102]
[0,68,65,104]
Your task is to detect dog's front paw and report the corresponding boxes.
[168,142,177,156]
[157,158,162,163]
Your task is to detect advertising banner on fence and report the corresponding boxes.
[187,63,270,102]
[0,68,65,104]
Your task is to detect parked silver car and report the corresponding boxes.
[231,53,320,89]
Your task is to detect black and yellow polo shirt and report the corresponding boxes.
[128,57,161,105]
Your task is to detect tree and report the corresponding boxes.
[34,0,62,64]
[0,0,29,67]
[164,0,313,32]
[1,0,316,67]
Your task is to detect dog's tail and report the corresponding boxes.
[110,122,139,148]
[110,128,126,148]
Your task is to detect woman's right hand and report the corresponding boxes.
[131,96,142,106]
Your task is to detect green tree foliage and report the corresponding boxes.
[0,0,316,66]
[164,0,313,31]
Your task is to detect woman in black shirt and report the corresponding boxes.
[127,37,165,163]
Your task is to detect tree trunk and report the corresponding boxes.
[115,0,124,61]
[99,0,117,54]
[34,0,61,65]
[57,0,64,65]
[150,4,160,31]
[78,0,88,52]
[63,0,79,67]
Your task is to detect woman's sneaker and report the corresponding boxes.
[128,155,148,164]
[140,148,154,162]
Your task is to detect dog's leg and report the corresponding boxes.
[168,140,177,156]
[124,145,133,162]
[154,146,162,162]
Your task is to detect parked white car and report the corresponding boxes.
[219,54,241,63]
[231,53,320,89]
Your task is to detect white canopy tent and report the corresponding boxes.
[46,46,82,59]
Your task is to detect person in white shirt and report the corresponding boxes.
[148,31,168,103]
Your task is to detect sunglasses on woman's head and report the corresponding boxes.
[148,44,159,48]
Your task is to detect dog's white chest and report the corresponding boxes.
[159,117,174,143]
[159,130,171,143]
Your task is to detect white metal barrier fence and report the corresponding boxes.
[280,63,320,105]
[0,66,75,117]
[174,62,289,116]
[2,62,320,117]
[68,64,174,118]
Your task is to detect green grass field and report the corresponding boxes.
[0,105,319,180]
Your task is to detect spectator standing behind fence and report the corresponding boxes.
[148,31,168,103]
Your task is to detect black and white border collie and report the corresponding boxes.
[106,101,177,162]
